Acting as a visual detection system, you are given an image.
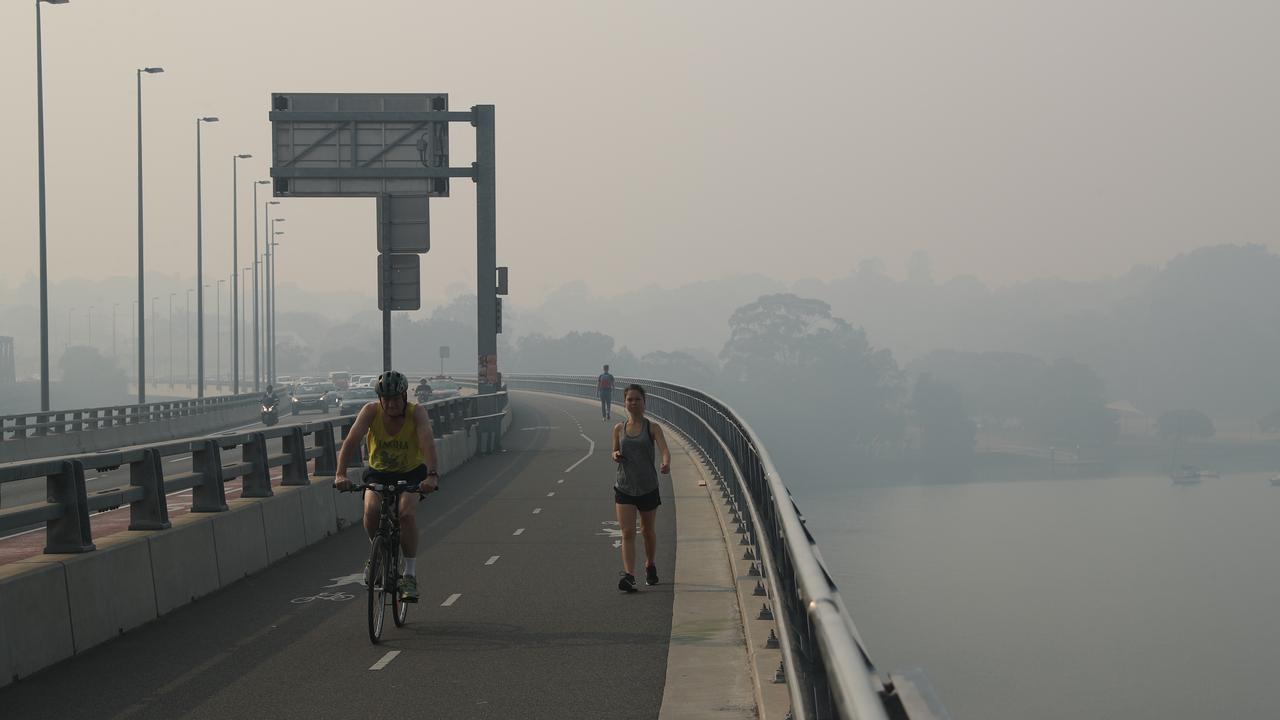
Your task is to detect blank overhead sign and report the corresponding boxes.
[377,254,421,311]
[271,92,450,198]
[377,193,430,253]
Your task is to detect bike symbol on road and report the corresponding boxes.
[291,591,354,604]
[323,572,365,588]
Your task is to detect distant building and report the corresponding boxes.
[0,336,14,386]
[1106,400,1150,436]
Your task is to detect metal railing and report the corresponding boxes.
[503,374,930,720]
[0,393,260,440]
[0,391,508,552]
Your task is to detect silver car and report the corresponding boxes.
[337,387,378,415]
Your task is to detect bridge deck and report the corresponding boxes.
[0,392,756,719]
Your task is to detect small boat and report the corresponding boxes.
[1171,465,1203,485]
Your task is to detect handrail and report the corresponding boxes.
[0,391,508,552]
[0,393,260,440]
[501,373,922,720]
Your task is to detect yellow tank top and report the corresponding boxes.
[366,402,423,472]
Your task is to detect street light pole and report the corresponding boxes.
[168,292,175,387]
[250,181,271,389]
[112,303,118,364]
[136,65,163,403]
[65,306,73,350]
[151,296,158,388]
[36,0,71,412]
[195,116,219,398]
[216,278,224,389]
[185,288,192,386]
[87,305,93,348]
[231,153,251,394]
[261,200,279,389]
[242,265,251,381]
[270,235,282,384]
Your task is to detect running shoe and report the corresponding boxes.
[399,575,419,603]
[618,572,638,593]
[645,564,659,586]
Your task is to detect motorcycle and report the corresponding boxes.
[261,401,279,426]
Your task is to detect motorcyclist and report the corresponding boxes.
[415,378,432,404]
[262,384,279,408]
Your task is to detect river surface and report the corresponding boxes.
[793,472,1280,720]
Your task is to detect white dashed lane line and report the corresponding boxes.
[370,650,400,670]
[441,593,461,607]
[532,508,541,514]
[563,433,595,473]
[512,528,525,536]
[485,555,500,565]
[546,492,555,497]
[557,478,564,484]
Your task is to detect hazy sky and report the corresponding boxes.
[2,0,1277,309]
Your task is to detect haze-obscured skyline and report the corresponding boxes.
[2,0,1277,307]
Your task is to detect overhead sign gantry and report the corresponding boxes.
[269,93,506,393]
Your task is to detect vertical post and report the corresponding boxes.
[136,69,146,403]
[36,0,51,411]
[45,460,96,553]
[473,105,498,394]
[231,157,239,394]
[196,119,205,398]
[129,448,171,530]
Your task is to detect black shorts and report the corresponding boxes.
[363,464,429,490]
[615,487,661,512]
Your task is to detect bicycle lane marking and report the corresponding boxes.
[441,593,461,607]
[370,650,401,670]
[563,433,595,473]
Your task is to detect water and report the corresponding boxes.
[794,472,1280,720]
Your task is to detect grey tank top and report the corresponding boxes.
[615,418,659,496]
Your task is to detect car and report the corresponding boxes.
[337,386,378,415]
[290,383,337,415]
[427,376,462,400]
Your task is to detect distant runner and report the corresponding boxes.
[597,364,616,420]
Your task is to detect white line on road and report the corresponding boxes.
[441,593,461,607]
[563,433,595,473]
[512,528,525,536]
[557,478,564,484]
[485,555,500,565]
[167,456,190,464]
[532,508,541,514]
[546,492,555,497]
[369,650,401,670]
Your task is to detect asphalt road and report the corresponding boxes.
[0,392,678,720]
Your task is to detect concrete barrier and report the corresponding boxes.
[48,532,157,656]
[0,400,513,686]
[211,500,269,584]
[0,561,74,686]
[148,514,221,615]
[259,487,307,564]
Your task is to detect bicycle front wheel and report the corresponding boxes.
[367,539,387,644]
[393,548,409,627]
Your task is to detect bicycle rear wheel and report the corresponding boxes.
[367,539,387,643]
[393,547,409,627]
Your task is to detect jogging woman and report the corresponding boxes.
[611,383,671,592]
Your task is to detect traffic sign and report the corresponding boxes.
[378,193,430,253]
[377,254,420,311]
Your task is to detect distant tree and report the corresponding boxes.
[56,345,128,408]
[910,374,975,460]
[1157,409,1216,443]
[636,350,716,389]
[1022,359,1119,450]
[511,331,616,374]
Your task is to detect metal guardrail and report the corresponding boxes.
[0,391,508,552]
[0,394,260,441]
[503,374,942,720]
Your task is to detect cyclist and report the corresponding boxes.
[415,377,432,404]
[334,370,440,602]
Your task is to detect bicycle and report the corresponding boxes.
[341,474,424,644]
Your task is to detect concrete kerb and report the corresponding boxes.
[299,478,337,545]
[210,499,269,585]
[0,560,75,686]
[148,513,222,615]
[19,532,158,659]
[258,486,308,564]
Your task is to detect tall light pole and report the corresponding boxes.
[242,265,251,382]
[135,65,163,403]
[259,198,279,390]
[231,153,251,394]
[185,288,193,386]
[195,115,219,398]
[270,235,282,384]
[215,278,224,389]
[168,292,175,387]
[86,305,93,348]
[65,305,73,350]
[131,299,137,383]
[111,303,118,364]
[151,296,158,389]
[35,0,70,411]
